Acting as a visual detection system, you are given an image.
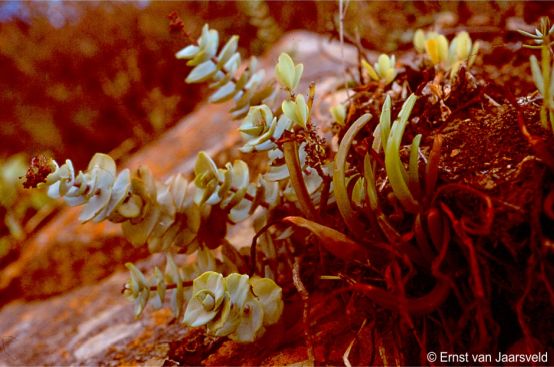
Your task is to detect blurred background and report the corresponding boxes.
[0,0,551,271]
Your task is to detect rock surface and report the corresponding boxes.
[0,31,357,366]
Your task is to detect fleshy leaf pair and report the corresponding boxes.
[362,54,398,85]
[182,271,283,343]
[413,29,479,76]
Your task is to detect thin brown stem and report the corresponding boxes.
[293,257,315,363]
[148,281,193,292]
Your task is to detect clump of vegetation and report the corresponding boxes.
[0,154,54,266]
[23,11,554,366]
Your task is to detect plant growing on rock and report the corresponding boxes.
[23,15,553,365]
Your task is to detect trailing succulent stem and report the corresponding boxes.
[29,151,284,341]
[176,24,274,118]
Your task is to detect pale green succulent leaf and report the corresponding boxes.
[228,296,264,343]
[249,277,283,325]
[275,52,302,91]
[425,34,449,65]
[183,292,219,327]
[295,94,309,128]
[408,134,422,199]
[218,169,233,199]
[103,169,131,219]
[205,29,219,58]
[333,113,371,236]
[183,271,225,326]
[413,29,426,52]
[194,152,222,184]
[175,45,199,59]
[362,59,379,81]
[449,31,471,63]
[217,35,239,67]
[126,262,149,288]
[376,54,390,75]
[88,153,117,178]
[530,55,545,94]
[244,69,265,90]
[134,290,150,318]
[282,94,308,129]
[384,94,419,212]
[397,94,417,126]
[207,293,236,336]
[517,29,542,39]
[379,95,392,152]
[437,35,449,64]
[192,271,225,306]
[226,273,251,309]
[363,153,379,211]
[265,162,289,182]
[292,63,303,91]
[281,99,297,124]
[239,105,273,137]
[165,254,184,316]
[330,104,346,126]
[116,193,142,219]
[47,181,62,199]
[229,196,254,223]
[186,60,218,84]
[224,52,241,74]
[122,205,161,246]
[209,81,237,103]
[230,160,250,189]
[273,115,293,139]
[467,39,480,68]
[187,49,208,67]
[79,182,112,222]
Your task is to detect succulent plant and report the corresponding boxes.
[182,271,283,343]
[383,94,419,213]
[362,54,398,85]
[282,94,310,129]
[413,29,479,76]
[275,52,304,92]
[329,103,346,126]
[239,105,293,153]
[18,11,550,363]
[176,24,275,118]
[193,151,280,223]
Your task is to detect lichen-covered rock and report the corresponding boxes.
[0,261,193,366]
[0,31,357,365]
